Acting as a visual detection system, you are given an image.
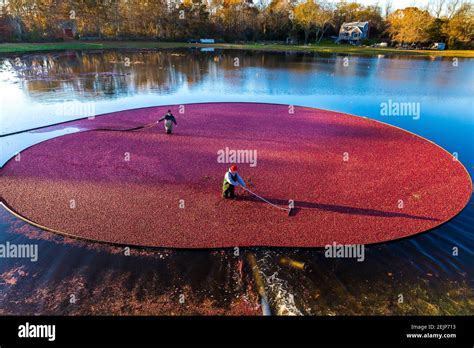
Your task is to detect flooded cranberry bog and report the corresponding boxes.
[1,103,470,248]
[0,49,473,317]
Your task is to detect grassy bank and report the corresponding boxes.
[0,41,473,58]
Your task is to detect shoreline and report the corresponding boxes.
[0,41,473,58]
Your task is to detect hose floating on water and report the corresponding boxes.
[91,121,158,132]
[0,120,158,138]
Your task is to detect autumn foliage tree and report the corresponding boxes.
[0,0,472,48]
[215,0,260,41]
[294,0,332,45]
[442,2,473,48]
[261,0,295,41]
[387,7,434,45]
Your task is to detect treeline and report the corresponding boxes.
[0,0,472,48]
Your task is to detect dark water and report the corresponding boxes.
[0,49,473,315]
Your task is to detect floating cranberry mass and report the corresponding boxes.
[0,103,471,248]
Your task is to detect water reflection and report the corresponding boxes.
[1,49,472,175]
[0,197,472,315]
[7,50,470,98]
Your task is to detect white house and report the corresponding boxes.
[337,21,369,44]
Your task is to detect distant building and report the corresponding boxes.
[59,20,77,39]
[337,21,369,45]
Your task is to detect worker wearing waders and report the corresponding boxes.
[158,110,177,134]
[222,165,247,199]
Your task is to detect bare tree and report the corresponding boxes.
[433,0,446,18]
[383,0,393,18]
[447,0,462,18]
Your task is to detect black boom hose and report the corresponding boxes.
[91,121,158,132]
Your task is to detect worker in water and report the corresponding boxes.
[158,109,177,134]
[222,165,247,199]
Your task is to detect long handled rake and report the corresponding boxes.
[241,186,294,217]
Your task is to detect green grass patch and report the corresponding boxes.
[0,41,473,58]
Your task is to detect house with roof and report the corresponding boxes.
[337,21,369,45]
[58,20,77,40]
